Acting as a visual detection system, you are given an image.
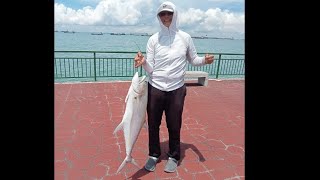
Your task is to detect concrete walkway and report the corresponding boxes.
[55,79,244,180]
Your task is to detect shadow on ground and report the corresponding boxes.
[128,140,205,179]
[185,82,202,86]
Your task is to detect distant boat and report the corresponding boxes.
[62,30,75,33]
[91,32,103,35]
[110,33,125,35]
[192,35,208,39]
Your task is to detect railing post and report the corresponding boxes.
[93,52,97,81]
[215,54,222,79]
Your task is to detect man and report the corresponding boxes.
[134,1,214,173]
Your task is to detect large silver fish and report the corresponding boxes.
[113,72,148,173]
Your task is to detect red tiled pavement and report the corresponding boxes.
[55,79,244,180]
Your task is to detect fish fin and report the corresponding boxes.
[125,85,132,103]
[113,121,124,134]
[143,122,148,130]
[125,93,129,103]
[116,156,139,174]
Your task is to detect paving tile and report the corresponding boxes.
[54,80,244,179]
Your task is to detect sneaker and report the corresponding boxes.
[144,156,158,172]
[164,157,178,173]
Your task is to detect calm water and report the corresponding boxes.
[54,32,244,82]
[54,32,244,54]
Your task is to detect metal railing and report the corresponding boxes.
[54,51,244,82]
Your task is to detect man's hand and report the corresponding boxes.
[205,54,214,64]
[134,51,145,68]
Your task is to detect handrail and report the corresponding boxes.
[55,50,244,56]
[54,51,244,82]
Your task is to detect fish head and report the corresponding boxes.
[131,72,147,95]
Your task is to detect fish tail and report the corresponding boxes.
[116,156,139,174]
[131,158,140,168]
[113,122,124,134]
[116,158,127,174]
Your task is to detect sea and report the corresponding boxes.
[54,32,244,54]
[54,31,244,82]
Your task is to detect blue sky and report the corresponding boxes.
[54,0,244,38]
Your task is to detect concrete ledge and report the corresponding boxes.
[185,71,209,86]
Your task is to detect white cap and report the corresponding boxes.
[158,3,174,13]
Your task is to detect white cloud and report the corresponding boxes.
[179,8,205,26]
[55,0,153,25]
[54,0,244,38]
[178,8,244,36]
[208,0,243,2]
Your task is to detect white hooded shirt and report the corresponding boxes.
[143,1,205,92]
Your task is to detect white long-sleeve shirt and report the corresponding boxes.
[143,2,206,92]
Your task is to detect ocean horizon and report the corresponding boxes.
[54,31,244,54]
[54,31,244,82]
